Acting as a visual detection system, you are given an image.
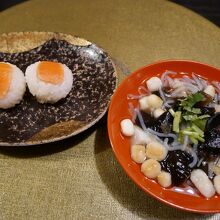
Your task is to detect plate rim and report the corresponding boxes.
[0,31,118,146]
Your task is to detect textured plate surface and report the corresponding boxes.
[0,32,117,145]
[108,60,220,213]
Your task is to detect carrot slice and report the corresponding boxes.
[0,63,12,99]
[37,61,64,84]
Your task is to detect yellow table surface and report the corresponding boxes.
[0,0,220,219]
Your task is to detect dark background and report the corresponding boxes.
[171,0,220,27]
[0,0,220,27]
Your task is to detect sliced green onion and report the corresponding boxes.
[189,136,199,145]
[197,114,210,120]
[180,92,204,108]
[182,128,205,143]
[169,108,175,117]
[182,130,194,136]
[178,132,184,143]
[184,107,201,114]
[191,124,204,137]
[182,130,200,137]
[183,115,197,121]
[196,135,205,142]
[193,119,207,131]
[173,111,181,133]
[183,114,210,121]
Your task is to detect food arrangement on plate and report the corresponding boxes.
[108,60,220,213]
[0,32,117,145]
[0,60,73,108]
[120,71,220,198]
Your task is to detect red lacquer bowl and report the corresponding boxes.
[108,60,220,213]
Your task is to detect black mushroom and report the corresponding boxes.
[152,111,173,134]
[205,112,220,131]
[135,111,174,143]
[200,107,216,116]
[135,110,155,128]
[135,111,173,134]
[198,113,220,154]
[160,150,194,186]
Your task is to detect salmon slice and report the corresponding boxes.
[37,61,64,84]
[0,63,12,99]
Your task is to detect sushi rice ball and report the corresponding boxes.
[25,61,73,103]
[0,62,26,109]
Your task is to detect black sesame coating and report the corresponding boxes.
[0,39,116,142]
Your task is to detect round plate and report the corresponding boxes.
[0,32,117,146]
[108,60,220,213]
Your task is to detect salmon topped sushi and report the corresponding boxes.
[0,62,26,109]
[25,61,73,103]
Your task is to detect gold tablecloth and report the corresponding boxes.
[0,0,220,219]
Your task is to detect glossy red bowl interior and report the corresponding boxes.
[108,60,220,213]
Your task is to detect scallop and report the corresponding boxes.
[213,165,220,175]
[147,94,163,109]
[139,94,163,112]
[157,171,172,187]
[190,169,215,198]
[131,144,146,163]
[139,96,150,112]
[132,126,155,145]
[141,159,161,179]
[153,108,165,118]
[120,119,134,136]
[146,141,167,161]
[213,175,220,195]
[215,105,220,113]
[146,77,162,92]
[204,85,215,98]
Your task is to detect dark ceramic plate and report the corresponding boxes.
[0,32,117,146]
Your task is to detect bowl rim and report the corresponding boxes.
[108,59,220,213]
